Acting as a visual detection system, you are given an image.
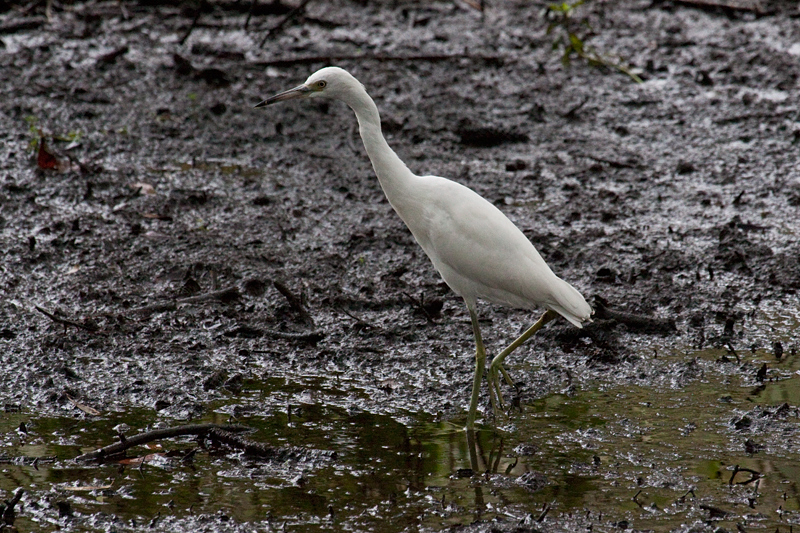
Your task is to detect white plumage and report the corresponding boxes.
[257,66,592,429]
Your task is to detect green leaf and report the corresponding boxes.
[568,33,584,53]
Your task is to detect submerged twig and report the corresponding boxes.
[2,488,24,526]
[208,428,336,461]
[75,423,252,462]
[730,464,761,485]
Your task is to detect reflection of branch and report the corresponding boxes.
[75,423,252,462]
[1,488,24,526]
[729,464,761,485]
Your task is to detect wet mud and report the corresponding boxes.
[1,0,799,531]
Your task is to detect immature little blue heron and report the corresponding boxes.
[256,67,592,430]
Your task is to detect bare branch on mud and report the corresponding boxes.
[561,96,590,120]
[578,153,642,169]
[259,0,313,47]
[273,280,314,325]
[74,423,253,462]
[179,0,208,45]
[252,53,506,68]
[671,0,768,16]
[592,297,677,334]
[127,301,178,316]
[35,305,100,333]
[263,328,324,343]
[127,286,241,317]
[402,292,443,323]
[0,17,46,34]
[178,286,241,304]
[245,0,259,29]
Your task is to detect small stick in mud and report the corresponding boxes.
[592,297,677,334]
[259,0,313,47]
[74,423,253,462]
[273,280,314,325]
[179,0,208,45]
[35,305,100,333]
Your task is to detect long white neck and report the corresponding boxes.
[342,89,417,207]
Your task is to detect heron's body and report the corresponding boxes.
[390,173,588,325]
[257,67,592,429]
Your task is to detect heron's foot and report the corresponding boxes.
[487,363,515,418]
[487,366,501,415]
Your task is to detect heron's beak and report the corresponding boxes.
[254,84,312,107]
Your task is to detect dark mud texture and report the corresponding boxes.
[1,0,799,531]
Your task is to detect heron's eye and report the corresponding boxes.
[317,80,327,89]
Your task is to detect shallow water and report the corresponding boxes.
[3,347,799,532]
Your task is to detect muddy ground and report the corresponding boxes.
[1,0,799,531]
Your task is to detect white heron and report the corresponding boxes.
[256,67,592,430]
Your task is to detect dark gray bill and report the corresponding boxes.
[254,84,311,107]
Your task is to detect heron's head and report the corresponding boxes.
[255,66,366,108]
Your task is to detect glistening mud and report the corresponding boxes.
[1,0,799,531]
[3,350,800,531]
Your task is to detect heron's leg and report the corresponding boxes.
[488,310,559,410]
[466,305,486,430]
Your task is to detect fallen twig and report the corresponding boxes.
[126,301,178,315]
[579,153,641,169]
[562,96,590,120]
[672,0,767,16]
[208,428,336,461]
[0,17,46,34]
[179,0,208,45]
[75,423,252,462]
[259,0,313,47]
[177,286,241,304]
[126,286,241,317]
[35,305,100,332]
[593,297,677,334]
[273,280,314,325]
[251,53,506,68]
[263,328,324,344]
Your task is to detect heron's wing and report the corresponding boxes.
[410,177,558,305]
